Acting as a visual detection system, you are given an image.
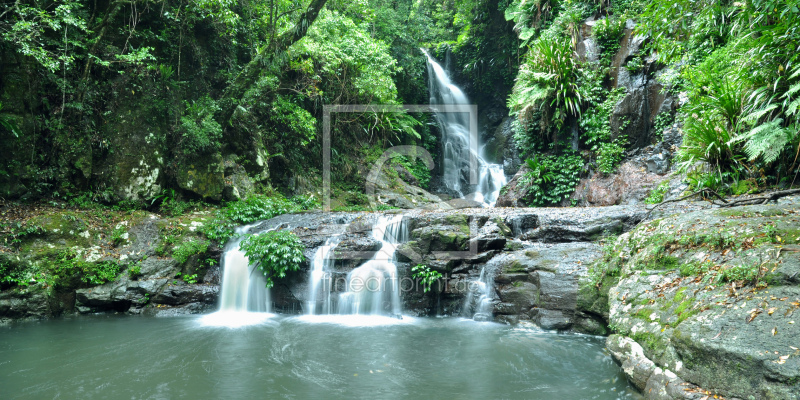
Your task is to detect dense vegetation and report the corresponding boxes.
[506,0,800,205]
[0,0,798,210]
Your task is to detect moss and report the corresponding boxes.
[503,259,526,273]
[524,250,539,258]
[673,287,688,303]
[504,241,523,251]
[675,304,700,325]
[632,307,655,321]
[444,214,468,226]
[630,331,668,357]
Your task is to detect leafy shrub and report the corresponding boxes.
[593,16,626,57]
[239,230,305,288]
[509,37,582,132]
[596,139,627,174]
[199,194,318,245]
[644,181,670,204]
[579,84,628,175]
[110,226,127,247]
[128,263,142,280]
[82,260,121,286]
[172,238,210,264]
[49,250,120,287]
[0,260,37,288]
[1,221,45,248]
[155,224,182,256]
[411,264,443,293]
[179,96,222,155]
[199,216,238,244]
[224,195,302,225]
[520,153,583,206]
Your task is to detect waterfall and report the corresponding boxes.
[201,225,274,327]
[337,215,408,316]
[306,237,339,315]
[462,267,497,322]
[423,49,507,207]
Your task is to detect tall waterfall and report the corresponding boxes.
[337,215,408,316]
[423,49,507,207]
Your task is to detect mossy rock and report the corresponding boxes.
[177,153,225,200]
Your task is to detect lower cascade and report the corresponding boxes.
[337,215,408,316]
[462,267,497,321]
[305,236,339,315]
[301,215,411,316]
[218,226,272,313]
[201,225,275,327]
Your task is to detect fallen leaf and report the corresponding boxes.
[768,307,778,315]
[772,327,778,336]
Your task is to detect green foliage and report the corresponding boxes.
[411,264,443,293]
[394,156,432,189]
[110,226,127,247]
[50,249,119,287]
[172,238,210,264]
[510,37,582,132]
[0,0,89,72]
[0,259,37,288]
[155,224,182,256]
[224,194,304,225]
[592,16,625,57]
[181,273,199,284]
[82,260,121,286]
[240,230,305,288]
[644,181,670,204]
[179,96,222,155]
[639,0,800,187]
[200,194,317,244]
[128,263,142,280]
[1,221,45,248]
[580,88,628,174]
[625,57,643,73]
[292,10,400,104]
[520,153,582,206]
[0,102,21,138]
[505,0,558,43]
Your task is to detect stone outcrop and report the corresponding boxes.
[0,208,223,322]
[589,198,800,399]
[571,160,669,206]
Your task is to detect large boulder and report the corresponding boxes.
[601,200,800,399]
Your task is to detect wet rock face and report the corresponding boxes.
[572,160,668,206]
[488,243,603,332]
[256,204,650,324]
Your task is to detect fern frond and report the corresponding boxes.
[738,119,788,164]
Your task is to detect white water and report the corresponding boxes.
[423,49,507,207]
[306,236,339,315]
[337,215,408,316]
[462,267,496,321]
[202,225,274,327]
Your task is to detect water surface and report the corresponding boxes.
[0,315,638,399]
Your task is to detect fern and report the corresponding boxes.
[736,119,792,164]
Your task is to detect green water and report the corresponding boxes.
[0,314,638,399]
